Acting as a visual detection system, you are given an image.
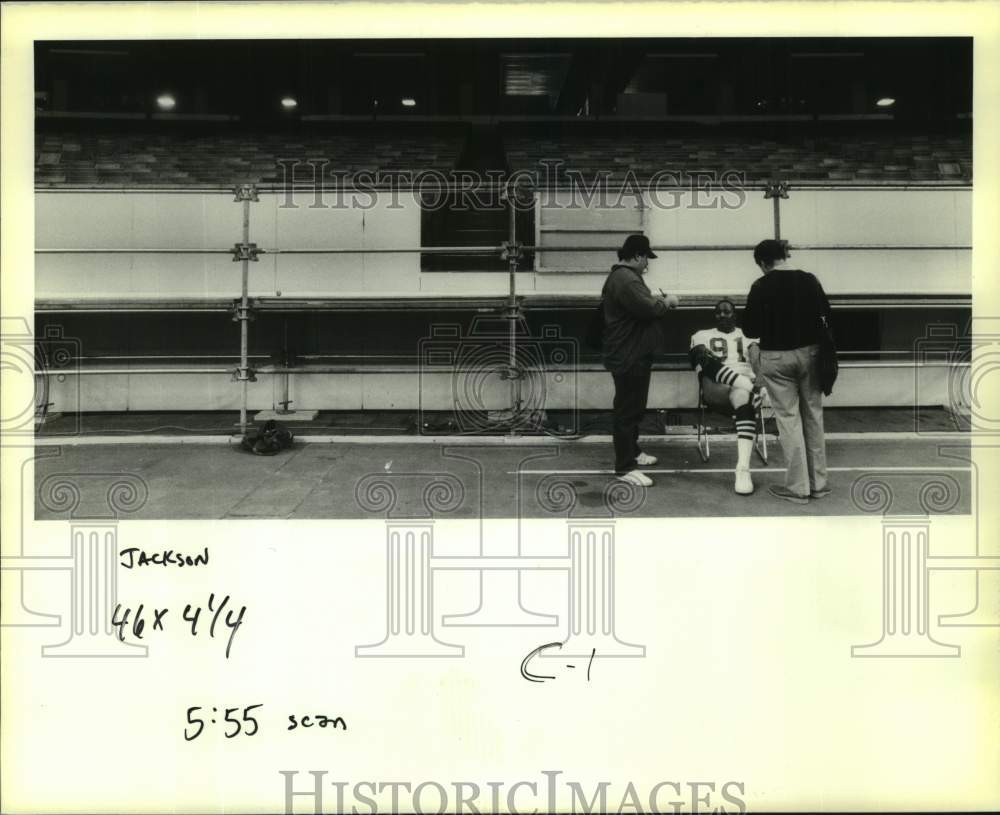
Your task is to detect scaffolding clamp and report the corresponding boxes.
[502,301,523,321]
[499,364,524,381]
[232,366,257,383]
[233,184,260,202]
[231,242,260,262]
[500,240,523,262]
[230,298,258,323]
[764,181,790,200]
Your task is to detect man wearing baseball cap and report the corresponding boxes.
[601,234,680,487]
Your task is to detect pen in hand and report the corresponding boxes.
[659,288,680,309]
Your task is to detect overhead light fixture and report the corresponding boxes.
[156,93,176,110]
[401,98,417,107]
[281,96,298,109]
[876,97,896,107]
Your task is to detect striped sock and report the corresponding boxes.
[735,420,755,470]
[715,365,754,392]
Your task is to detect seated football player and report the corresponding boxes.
[689,298,761,495]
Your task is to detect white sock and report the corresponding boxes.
[736,435,753,471]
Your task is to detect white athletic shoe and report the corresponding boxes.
[635,452,658,466]
[617,470,653,487]
[734,468,754,495]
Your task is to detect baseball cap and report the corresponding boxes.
[618,234,658,260]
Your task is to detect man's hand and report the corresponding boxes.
[658,289,680,309]
[747,342,761,376]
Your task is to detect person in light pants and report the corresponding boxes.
[742,239,832,505]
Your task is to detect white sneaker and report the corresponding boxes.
[617,470,653,487]
[635,452,658,466]
[734,468,754,495]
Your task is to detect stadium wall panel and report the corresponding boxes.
[43,367,954,413]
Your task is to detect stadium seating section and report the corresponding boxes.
[35,122,972,186]
[35,124,467,186]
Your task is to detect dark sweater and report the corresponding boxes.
[742,268,832,351]
[600,263,669,374]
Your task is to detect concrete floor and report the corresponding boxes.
[34,436,972,519]
[36,406,962,437]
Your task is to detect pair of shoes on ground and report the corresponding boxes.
[620,453,830,501]
[619,458,756,493]
[768,485,833,504]
[617,452,658,486]
[621,461,757,493]
[617,470,653,487]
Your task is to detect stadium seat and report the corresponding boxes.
[694,374,770,465]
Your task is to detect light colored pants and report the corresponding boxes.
[759,344,827,497]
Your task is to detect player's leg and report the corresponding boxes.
[701,377,731,413]
[698,353,755,394]
[730,386,756,495]
[702,378,752,494]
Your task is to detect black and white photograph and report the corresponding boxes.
[2,3,998,814]
[28,34,975,519]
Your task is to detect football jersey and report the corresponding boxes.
[690,327,758,378]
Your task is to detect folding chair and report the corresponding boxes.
[695,375,771,465]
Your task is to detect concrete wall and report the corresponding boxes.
[532,187,970,295]
[44,365,956,413]
[36,191,513,299]
[36,187,971,299]
[35,188,970,413]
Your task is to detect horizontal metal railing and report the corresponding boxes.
[36,243,972,254]
[36,359,969,377]
[36,181,973,194]
[31,181,974,433]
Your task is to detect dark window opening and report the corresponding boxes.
[420,195,534,272]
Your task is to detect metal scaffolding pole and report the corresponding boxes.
[766,181,790,241]
[240,200,249,432]
[505,190,522,434]
[233,184,259,434]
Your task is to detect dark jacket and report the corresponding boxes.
[743,268,832,351]
[601,262,669,374]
